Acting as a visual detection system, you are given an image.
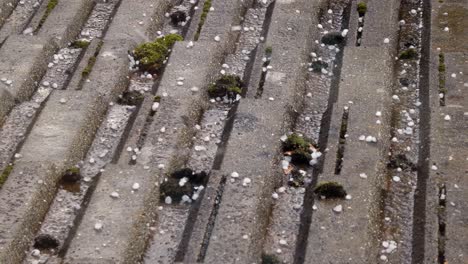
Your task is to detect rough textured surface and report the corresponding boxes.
[0,0,465,262]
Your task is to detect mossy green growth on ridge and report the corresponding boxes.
[133,34,183,72]
[0,164,14,188]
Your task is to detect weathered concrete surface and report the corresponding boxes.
[0,86,13,125]
[80,0,172,101]
[0,35,49,100]
[198,0,253,54]
[63,164,156,264]
[183,171,224,263]
[429,51,467,264]
[36,0,94,47]
[305,47,393,263]
[0,90,105,263]
[0,0,19,30]
[361,0,400,48]
[202,0,319,261]
[67,38,101,90]
[64,41,223,263]
[423,1,468,262]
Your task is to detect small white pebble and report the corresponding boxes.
[94,222,103,231]
[333,204,343,213]
[132,183,140,190]
[242,177,251,186]
[110,191,119,198]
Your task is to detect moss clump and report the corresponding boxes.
[290,149,312,165]
[283,133,315,152]
[160,177,194,202]
[399,48,418,60]
[117,91,144,106]
[262,253,281,264]
[283,134,317,165]
[0,164,14,188]
[311,60,328,72]
[62,167,81,182]
[288,169,306,187]
[37,0,59,31]
[82,56,96,77]
[321,32,345,45]
[133,34,183,72]
[438,53,446,105]
[207,75,243,100]
[34,234,60,250]
[357,2,367,16]
[265,46,273,55]
[159,168,208,202]
[314,181,347,199]
[170,10,187,25]
[387,154,417,171]
[194,0,212,40]
[71,39,90,49]
[153,95,161,102]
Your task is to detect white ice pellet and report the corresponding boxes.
[94,222,103,231]
[242,178,251,186]
[333,204,342,213]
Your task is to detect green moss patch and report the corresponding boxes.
[36,0,59,31]
[357,2,367,16]
[0,164,14,188]
[194,0,212,40]
[262,253,281,264]
[207,74,243,100]
[70,39,90,49]
[82,56,96,77]
[133,34,183,72]
[399,48,418,60]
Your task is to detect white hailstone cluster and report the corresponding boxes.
[1,77,13,85]
[359,135,377,143]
